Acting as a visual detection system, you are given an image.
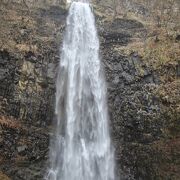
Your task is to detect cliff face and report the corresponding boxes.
[0,2,65,179]
[0,1,179,180]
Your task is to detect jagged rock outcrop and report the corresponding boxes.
[0,1,179,180]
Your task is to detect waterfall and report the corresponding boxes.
[46,1,115,180]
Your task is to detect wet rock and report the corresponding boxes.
[175,34,180,41]
[121,72,134,84]
[25,51,37,63]
[102,32,131,45]
[177,61,180,77]
[47,63,56,79]
[0,69,9,80]
[112,19,144,30]
[17,145,28,153]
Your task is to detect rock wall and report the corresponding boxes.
[0,2,66,179]
[0,1,179,180]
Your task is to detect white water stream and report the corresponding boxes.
[46,2,115,180]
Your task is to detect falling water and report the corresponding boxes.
[46,1,115,180]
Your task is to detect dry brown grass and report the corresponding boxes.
[0,116,22,130]
[155,80,180,104]
[142,25,179,67]
[123,25,180,71]
[0,172,10,180]
[152,137,180,179]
